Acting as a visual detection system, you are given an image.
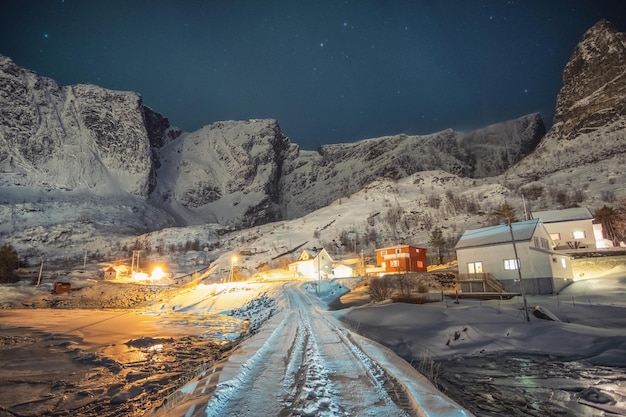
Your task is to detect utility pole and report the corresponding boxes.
[36,259,44,287]
[131,250,140,274]
[317,249,321,296]
[508,220,530,322]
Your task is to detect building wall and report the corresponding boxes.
[376,246,427,273]
[543,219,596,251]
[457,241,572,295]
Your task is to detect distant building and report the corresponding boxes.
[455,219,573,295]
[103,266,119,281]
[375,245,427,275]
[332,264,355,278]
[289,248,333,279]
[532,207,596,251]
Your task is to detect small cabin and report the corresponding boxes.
[53,282,71,294]
[103,266,119,281]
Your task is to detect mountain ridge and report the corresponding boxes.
[0,53,544,227]
[2,19,626,264]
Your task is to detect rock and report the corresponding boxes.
[553,20,626,141]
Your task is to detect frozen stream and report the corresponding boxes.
[432,354,626,417]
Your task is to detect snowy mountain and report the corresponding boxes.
[510,20,626,178]
[0,55,181,195]
[0,53,543,229]
[2,19,626,265]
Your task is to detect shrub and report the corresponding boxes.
[367,277,393,302]
[0,244,19,283]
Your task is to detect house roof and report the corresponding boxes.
[375,244,424,251]
[297,248,333,262]
[455,219,540,250]
[532,207,593,223]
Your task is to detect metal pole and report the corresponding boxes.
[317,249,321,296]
[508,221,530,322]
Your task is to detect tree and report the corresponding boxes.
[429,228,446,264]
[496,201,518,224]
[0,244,18,283]
[594,205,618,244]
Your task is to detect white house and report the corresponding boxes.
[289,248,334,279]
[455,219,573,295]
[332,264,355,278]
[531,207,596,251]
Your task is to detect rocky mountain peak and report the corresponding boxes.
[552,19,626,140]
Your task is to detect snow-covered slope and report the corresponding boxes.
[2,19,626,264]
[0,55,180,196]
[0,53,544,229]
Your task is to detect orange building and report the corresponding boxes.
[375,245,427,274]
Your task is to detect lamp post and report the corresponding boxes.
[229,256,237,283]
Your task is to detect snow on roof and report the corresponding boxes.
[532,207,593,223]
[375,244,424,251]
[455,219,540,250]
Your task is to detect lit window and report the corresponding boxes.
[390,260,399,267]
[504,259,520,270]
[468,261,483,274]
[573,231,586,239]
[550,233,561,241]
[561,258,567,268]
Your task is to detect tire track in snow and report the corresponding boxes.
[200,283,421,416]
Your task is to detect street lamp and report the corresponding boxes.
[229,256,237,283]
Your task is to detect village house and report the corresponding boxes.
[288,248,333,279]
[374,245,427,275]
[103,266,119,281]
[531,207,597,251]
[455,219,573,295]
[332,264,355,278]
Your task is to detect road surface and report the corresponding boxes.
[153,283,472,417]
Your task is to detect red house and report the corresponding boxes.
[375,245,427,274]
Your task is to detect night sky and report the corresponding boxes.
[1,1,625,150]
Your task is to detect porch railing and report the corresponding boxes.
[458,272,506,293]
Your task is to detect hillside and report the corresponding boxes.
[2,19,626,267]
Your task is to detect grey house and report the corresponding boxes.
[455,219,574,295]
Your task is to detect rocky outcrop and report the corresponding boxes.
[510,19,626,180]
[553,20,626,140]
[0,55,179,195]
[154,119,294,225]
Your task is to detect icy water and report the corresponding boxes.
[432,354,626,417]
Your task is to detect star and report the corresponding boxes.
[43,33,49,39]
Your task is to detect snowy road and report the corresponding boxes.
[155,283,472,417]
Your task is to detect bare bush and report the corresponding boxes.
[394,274,414,299]
[519,182,544,200]
[367,277,393,302]
[426,194,441,209]
[416,350,440,387]
[601,190,616,203]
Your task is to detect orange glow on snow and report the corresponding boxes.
[151,266,165,280]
